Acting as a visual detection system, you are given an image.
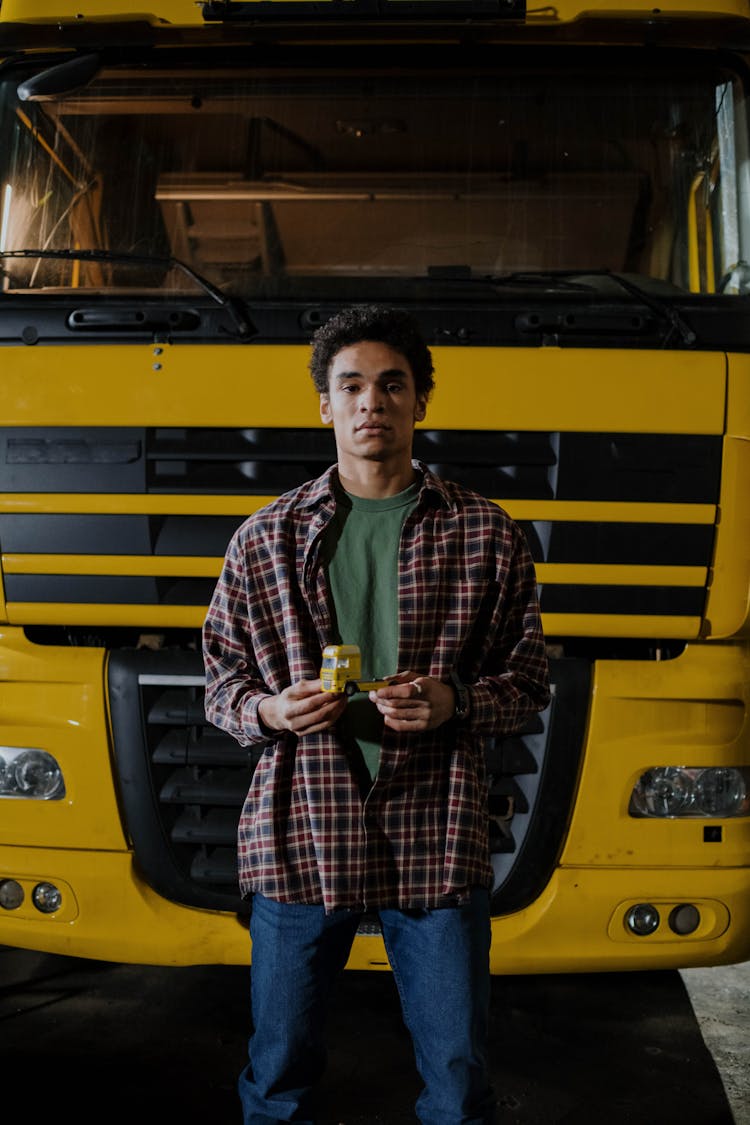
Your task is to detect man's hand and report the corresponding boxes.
[369,671,456,732]
[258,679,346,735]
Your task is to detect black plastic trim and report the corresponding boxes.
[108,648,253,913]
[489,658,589,913]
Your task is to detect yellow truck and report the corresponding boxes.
[320,645,389,697]
[0,0,749,972]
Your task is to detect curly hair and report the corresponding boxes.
[309,305,435,399]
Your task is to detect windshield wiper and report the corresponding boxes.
[0,248,256,339]
[425,266,600,293]
[569,270,696,347]
[488,269,696,347]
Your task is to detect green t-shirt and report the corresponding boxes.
[321,479,420,778]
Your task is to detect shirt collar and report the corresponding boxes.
[295,460,451,511]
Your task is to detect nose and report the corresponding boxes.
[359,384,385,412]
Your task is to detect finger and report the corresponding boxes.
[381,670,419,687]
[295,718,339,735]
[288,678,327,699]
[286,695,343,727]
[370,682,417,702]
[383,714,428,732]
[304,695,345,718]
[373,703,425,726]
[290,699,345,733]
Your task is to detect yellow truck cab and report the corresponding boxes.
[0,0,749,972]
[320,644,389,696]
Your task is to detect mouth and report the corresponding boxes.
[356,423,389,433]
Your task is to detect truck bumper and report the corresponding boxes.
[2,846,748,971]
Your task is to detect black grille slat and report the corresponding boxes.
[425,462,555,499]
[172,807,239,846]
[4,574,162,603]
[2,574,219,605]
[486,738,539,776]
[414,430,556,466]
[539,585,704,616]
[147,426,336,493]
[147,688,207,726]
[190,847,239,887]
[0,512,243,556]
[153,515,244,556]
[159,767,251,806]
[0,513,153,553]
[149,459,327,493]
[524,521,714,565]
[556,432,721,503]
[489,821,516,853]
[152,728,249,768]
[488,779,529,814]
[149,427,337,460]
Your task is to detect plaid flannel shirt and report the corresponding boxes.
[203,462,550,913]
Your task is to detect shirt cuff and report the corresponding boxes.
[464,682,498,729]
[240,693,278,744]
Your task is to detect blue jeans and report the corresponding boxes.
[239,889,496,1125]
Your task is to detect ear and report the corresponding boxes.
[320,394,333,425]
[414,396,427,423]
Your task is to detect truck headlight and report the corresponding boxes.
[629,766,749,818]
[694,768,747,817]
[0,746,65,800]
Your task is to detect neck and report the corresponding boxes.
[336,457,417,499]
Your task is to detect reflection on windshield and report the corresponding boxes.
[0,57,747,298]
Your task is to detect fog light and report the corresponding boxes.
[625,903,660,936]
[0,879,24,910]
[0,746,65,800]
[32,882,62,914]
[669,904,700,935]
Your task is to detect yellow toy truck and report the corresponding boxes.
[320,645,389,697]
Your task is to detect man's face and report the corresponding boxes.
[319,340,427,468]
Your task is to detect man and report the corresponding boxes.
[203,305,550,1125]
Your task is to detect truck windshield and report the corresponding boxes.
[0,50,747,298]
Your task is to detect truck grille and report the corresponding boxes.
[107,648,588,916]
[0,425,719,632]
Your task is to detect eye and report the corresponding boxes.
[386,382,405,394]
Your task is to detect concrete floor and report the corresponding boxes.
[1,944,740,1125]
[680,960,750,1125]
